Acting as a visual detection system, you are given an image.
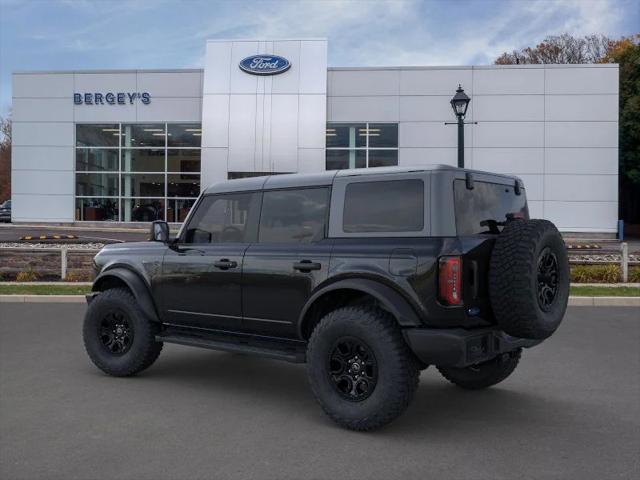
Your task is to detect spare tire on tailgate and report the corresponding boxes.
[489,219,569,340]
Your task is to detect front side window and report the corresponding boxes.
[259,188,329,243]
[184,193,260,244]
[343,180,424,233]
[325,123,398,170]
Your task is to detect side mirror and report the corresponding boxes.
[150,220,170,243]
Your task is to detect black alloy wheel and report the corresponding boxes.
[99,310,134,355]
[306,306,419,430]
[83,288,163,377]
[328,337,378,402]
[537,247,559,311]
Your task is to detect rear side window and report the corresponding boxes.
[184,193,260,243]
[343,180,424,233]
[454,180,529,235]
[259,188,330,243]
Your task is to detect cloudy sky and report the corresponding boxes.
[0,0,638,115]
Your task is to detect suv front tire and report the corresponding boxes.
[306,306,419,431]
[83,288,163,376]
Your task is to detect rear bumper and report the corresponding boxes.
[403,327,541,368]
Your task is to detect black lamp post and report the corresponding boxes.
[447,84,472,168]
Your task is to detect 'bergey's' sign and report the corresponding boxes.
[74,92,151,105]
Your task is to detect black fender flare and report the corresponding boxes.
[92,267,160,323]
[297,278,422,338]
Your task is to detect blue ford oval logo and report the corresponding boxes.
[239,55,291,75]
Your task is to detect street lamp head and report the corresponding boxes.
[450,84,470,118]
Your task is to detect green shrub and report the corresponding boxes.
[16,269,40,282]
[65,270,92,282]
[570,264,620,283]
[570,264,640,283]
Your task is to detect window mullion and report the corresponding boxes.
[366,122,369,168]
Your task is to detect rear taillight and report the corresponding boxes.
[438,256,462,306]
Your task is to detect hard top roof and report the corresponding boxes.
[202,165,520,194]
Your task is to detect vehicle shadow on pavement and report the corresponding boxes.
[123,346,580,436]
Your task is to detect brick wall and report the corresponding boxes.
[0,249,97,281]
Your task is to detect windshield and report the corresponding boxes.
[0,200,10,208]
[454,179,528,235]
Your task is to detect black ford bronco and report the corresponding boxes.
[83,166,569,430]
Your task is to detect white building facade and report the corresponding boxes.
[11,38,619,232]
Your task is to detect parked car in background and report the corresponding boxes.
[0,200,11,223]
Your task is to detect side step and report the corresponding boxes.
[156,327,306,363]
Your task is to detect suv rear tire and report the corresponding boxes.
[489,219,569,340]
[437,349,521,390]
[306,306,419,431]
[83,288,163,376]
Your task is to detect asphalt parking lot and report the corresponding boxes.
[1,304,638,480]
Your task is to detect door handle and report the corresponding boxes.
[213,259,238,270]
[293,260,321,272]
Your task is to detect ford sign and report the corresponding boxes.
[239,55,291,75]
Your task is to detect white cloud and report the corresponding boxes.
[0,0,633,115]
[187,0,629,67]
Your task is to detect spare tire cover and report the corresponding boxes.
[489,219,569,340]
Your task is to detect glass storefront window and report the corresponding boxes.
[326,122,398,170]
[76,173,119,197]
[122,198,165,222]
[227,172,289,179]
[75,148,118,171]
[75,198,119,221]
[166,199,196,223]
[168,124,202,147]
[167,174,200,198]
[121,174,165,197]
[121,149,165,172]
[121,124,166,148]
[368,150,399,168]
[326,123,366,148]
[75,123,201,222]
[167,149,200,173]
[326,150,366,170]
[368,124,398,148]
[76,124,120,147]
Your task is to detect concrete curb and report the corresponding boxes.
[0,282,92,286]
[2,281,635,287]
[0,295,87,303]
[1,295,639,306]
[568,296,640,306]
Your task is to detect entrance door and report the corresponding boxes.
[242,187,332,338]
[158,192,261,331]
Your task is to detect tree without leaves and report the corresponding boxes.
[495,34,610,64]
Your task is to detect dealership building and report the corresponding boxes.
[11,39,619,232]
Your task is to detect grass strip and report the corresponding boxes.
[0,284,638,297]
[0,284,92,295]
[570,286,640,297]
